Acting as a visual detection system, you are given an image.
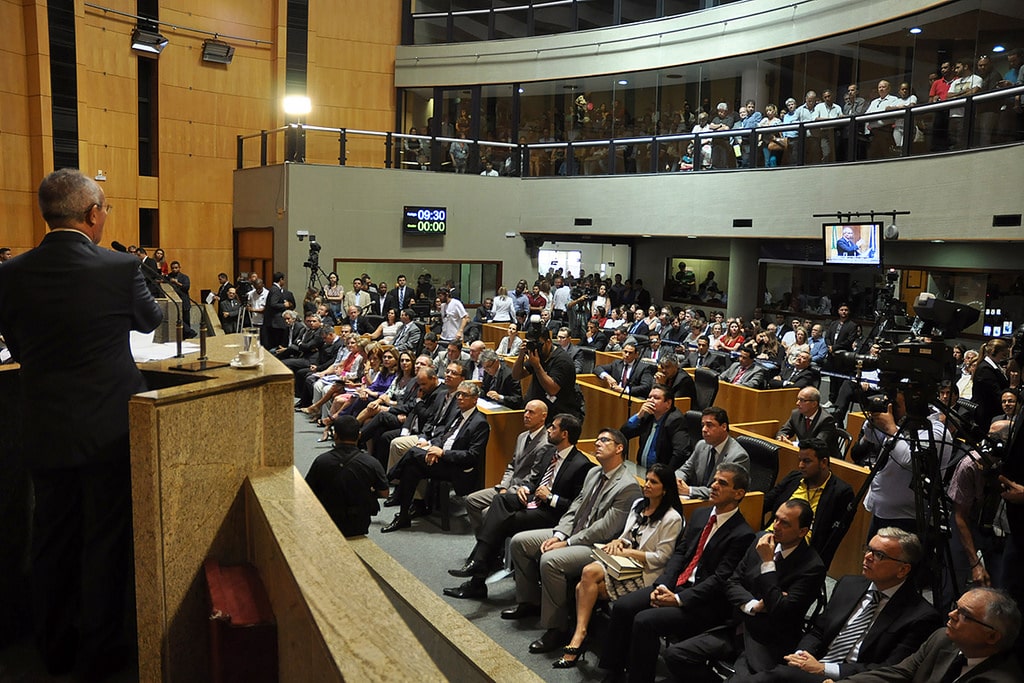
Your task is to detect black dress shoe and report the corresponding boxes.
[448,559,487,578]
[408,499,431,519]
[382,493,399,507]
[529,628,568,654]
[442,580,487,600]
[381,513,410,533]
[500,603,541,620]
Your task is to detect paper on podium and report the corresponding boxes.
[130,330,200,361]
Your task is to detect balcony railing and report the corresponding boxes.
[238,85,1024,175]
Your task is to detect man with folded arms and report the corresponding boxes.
[598,463,755,682]
[503,428,640,655]
[444,412,593,600]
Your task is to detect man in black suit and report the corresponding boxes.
[664,500,827,681]
[555,326,585,373]
[827,587,1022,683]
[579,319,608,352]
[265,271,296,348]
[777,387,837,444]
[213,271,232,302]
[382,381,490,532]
[479,348,523,408]
[360,359,442,467]
[771,350,822,389]
[654,354,697,403]
[620,384,691,469]
[168,259,195,336]
[825,303,859,402]
[598,463,756,682]
[444,413,594,599]
[762,438,854,567]
[345,304,374,335]
[0,169,163,677]
[595,341,654,398]
[973,339,1012,426]
[684,336,727,372]
[641,331,670,362]
[274,311,321,360]
[384,274,412,314]
[738,528,940,682]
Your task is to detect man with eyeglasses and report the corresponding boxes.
[739,528,940,683]
[777,388,837,444]
[822,587,1022,683]
[595,341,654,398]
[0,169,162,677]
[505,428,640,655]
[479,348,522,408]
[382,381,490,532]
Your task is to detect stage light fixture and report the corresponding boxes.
[201,39,235,65]
[131,26,168,57]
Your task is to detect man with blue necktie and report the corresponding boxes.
[620,384,691,471]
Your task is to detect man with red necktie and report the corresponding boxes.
[598,462,755,682]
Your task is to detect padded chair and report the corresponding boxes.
[734,435,779,493]
[693,367,720,411]
[576,346,597,374]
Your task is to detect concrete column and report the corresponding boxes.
[727,239,759,318]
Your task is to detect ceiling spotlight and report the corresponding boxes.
[131,26,168,58]
[993,45,1006,53]
[908,27,922,35]
[617,80,628,86]
[282,95,312,116]
[201,39,235,65]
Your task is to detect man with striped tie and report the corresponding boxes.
[735,528,940,682]
[443,412,593,600]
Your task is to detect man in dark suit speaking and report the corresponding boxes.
[0,168,163,678]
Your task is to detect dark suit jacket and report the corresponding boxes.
[595,359,654,398]
[579,331,609,352]
[835,627,1024,683]
[384,286,413,314]
[972,361,1010,426]
[620,406,692,469]
[0,231,163,467]
[481,364,523,409]
[266,284,296,330]
[665,368,698,402]
[347,316,374,335]
[724,537,826,664]
[825,319,858,352]
[777,408,837,442]
[777,365,821,389]
[312,336,344,369]
[685,350,729,373]
[530,447,596,517]
[797,575,941,679]
[762,470,854,565]
[429,409,491,494]
[626,319,650,337]
[290,325,324,360]
[655,505,755,607]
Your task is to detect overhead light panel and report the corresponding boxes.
[201,39,235,64]
[131,26,168,58]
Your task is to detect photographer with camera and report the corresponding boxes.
[859,392,955,539]
[512,317,580,421]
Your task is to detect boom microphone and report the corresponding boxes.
[111,241,128,252]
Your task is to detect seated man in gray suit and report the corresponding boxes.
[505,427,642,655]
[720,346,769,389]
[675,406,750,499]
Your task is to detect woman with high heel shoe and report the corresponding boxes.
[356,349,418,424]
[553,464,684,669]
[303,335,366,421]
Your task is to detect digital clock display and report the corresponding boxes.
[403,206,447,234]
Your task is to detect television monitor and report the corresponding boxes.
[823,222,882,266]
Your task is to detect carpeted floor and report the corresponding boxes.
[293,412,617,681]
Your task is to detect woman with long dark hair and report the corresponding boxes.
[553,463,684,668]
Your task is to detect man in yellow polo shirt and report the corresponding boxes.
[763,438,854,566]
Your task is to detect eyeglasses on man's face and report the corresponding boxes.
[862,544,908,564]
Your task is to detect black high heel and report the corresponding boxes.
[552,641,587,669]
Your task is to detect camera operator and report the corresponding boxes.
[947,419,1011,597]
[512,321,580,421]
[859,391,955,538]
